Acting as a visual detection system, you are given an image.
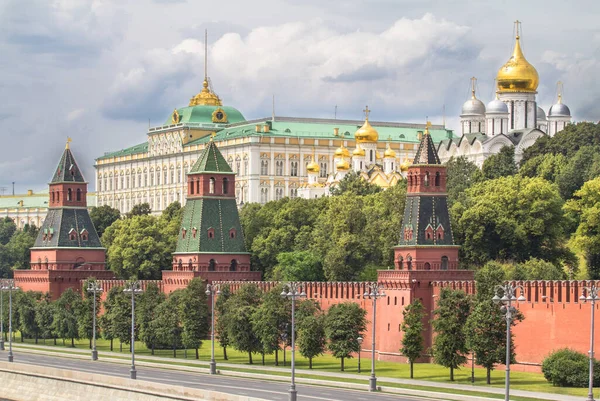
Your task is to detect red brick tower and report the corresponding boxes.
[14,140,115,299]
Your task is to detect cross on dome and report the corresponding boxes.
[363,106,371,120]
[65,137,72,150]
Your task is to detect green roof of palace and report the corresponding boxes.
[164,105,246,126]
[189,141,234,174]
[0,192,96,209]
[98,116,457,161]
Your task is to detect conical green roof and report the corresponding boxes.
[189,140,234,174]
[51,147,86,183]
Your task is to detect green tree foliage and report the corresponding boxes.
[215,284,232,360]
[99,286,122,351]
[77,279,102,348]
[445,156,483,207]
[89,205,121,238]
[542,348,600,387]
[454,175,570,267]
[272,251,323,282]
[102,286,132,348]
[296,300,326,369]
[251,284,290,365]
[7,225,38,270]
[151,290,184,356]
[519,153,566,183]
[481,146,517,180]
[0,217,17,245]
[400,299,425,378]
[181,278,209,359]
[126,202,152,218]
[35,296,55,344]
[324,302,367,371]
[137,282,166,354]
[506,258,565,280]
[564,177,600,279]
[18,291,41,342]
[330,170,383,196]
[225,284,263,364]
[53,288,81,347]
[103,215,173,279]
[431,288,471,381]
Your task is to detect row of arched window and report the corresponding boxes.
[407,171,441,187]
[51,188,82,203]
[397,255,449,270]
[177,258,238,272]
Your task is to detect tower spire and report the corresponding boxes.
[470,77,477,99]
[557,81,564,103]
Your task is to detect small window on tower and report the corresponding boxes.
[229,228,236,239]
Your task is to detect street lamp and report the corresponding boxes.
[357,336,363,373]
[492,283,526,401]
[123,280,143,379]
[579,284,599,401]
[1,280,19,362]
[205,283,221,375]
[363,282,386,392]
[87,280,103,361]
[281,282,306,401]
[0,279,5,351]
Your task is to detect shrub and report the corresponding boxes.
[542,348,600,387]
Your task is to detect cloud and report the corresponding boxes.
[102,14,481,123]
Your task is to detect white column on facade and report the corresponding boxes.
[247,138,261,203]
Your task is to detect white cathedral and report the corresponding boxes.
[437,23,573,167]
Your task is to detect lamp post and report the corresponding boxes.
[87,280,103,361]
[1,280,19,362]
[580,284,599,401]
[123,280,143,379]
[0,279,5,351]
[205,283,221,375]
[492,283,526,401]
[363,282,386,392]
[357,336,363,373]
[281,282,306,401]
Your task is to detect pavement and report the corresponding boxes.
[0,343,586,401]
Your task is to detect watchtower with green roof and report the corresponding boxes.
[15,140,114,300]
[166,140,258,289]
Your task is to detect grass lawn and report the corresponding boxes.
[9,333,591,399]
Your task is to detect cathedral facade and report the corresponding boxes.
[437,23,573,167]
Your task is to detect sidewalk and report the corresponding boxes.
[7,342,582,401]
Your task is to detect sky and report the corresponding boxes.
[1,0,599,193]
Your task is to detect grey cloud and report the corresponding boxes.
[323,65,392,83]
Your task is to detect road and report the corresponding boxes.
[3,351,434,401]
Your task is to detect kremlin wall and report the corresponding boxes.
[11,123,600,375]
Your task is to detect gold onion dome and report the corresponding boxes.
[400,153,411,172]
[189,79,222,106]
[353,144,366,156]
[336,157,350,171]
[384,143,396,158]
[306,156,320,173]
[334,144,350,158]
[497,33,539,93]
[355,119,379,143]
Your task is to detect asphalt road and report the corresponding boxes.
[2,351,435,401]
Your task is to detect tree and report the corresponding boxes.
[18,291,41,342]
[151,290,184,356]
[53,288,81,347]
[77,279,102,348]
[181,278,209,359]
[324,302,367,371]
[296,300,325,369]
[330,170,382,196]
[103,286,132,350]
[400,299,425,378]
[251,284,290,365]
[481,145,517,180]
[565,177,600,279]
[215,284,232,360]
[102,215,173,279]
[445,156,483,206]
[431,288,471,381]
[100,286,123,351]
[514,258,564,280]
[519,153,566,183]
[35,295,54,344]
[7,226,38,269]
[89,205,121,238]
[455,175,570,266]
[137,282,166,354]
[225,284,263,364]
[272,251,323,282]
[0,217,16,245]
[126,202,152,218]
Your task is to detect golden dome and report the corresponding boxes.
[355,118,379,143]
[306,155,320,174]
[353,144,366,156]
[384,143,396,158]
[497,34,539,93]
[189,80,223,106]
[400,153,411,172]
[336,157,350,171]
[334,144,350,158]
